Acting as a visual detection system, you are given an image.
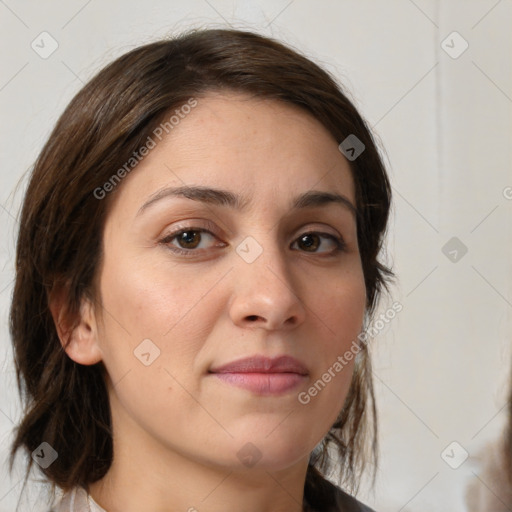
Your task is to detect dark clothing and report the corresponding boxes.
[304,477,376,511]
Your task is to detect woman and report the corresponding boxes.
[9,28,393,511]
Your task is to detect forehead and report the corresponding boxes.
[109,92,356,215]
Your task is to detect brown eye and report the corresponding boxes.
[159,227,225,257]
[297,233,320,252]
[292,232,346,255]
[176,230,202,249]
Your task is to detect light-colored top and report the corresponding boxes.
[50,486,106,512]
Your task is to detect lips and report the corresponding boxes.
[209,355,308,395]
[209,355,308,375]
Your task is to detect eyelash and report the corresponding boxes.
[158,224,347,258]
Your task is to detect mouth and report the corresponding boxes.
[208,355,309,396]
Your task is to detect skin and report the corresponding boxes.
[53,92,367,512]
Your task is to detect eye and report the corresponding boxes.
[158,225,346,258]
[292,232,346,254]
[159,227,225,256]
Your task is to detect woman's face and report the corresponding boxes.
[90,92,366,473]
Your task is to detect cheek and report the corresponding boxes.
[95,258,218,432]
[100,250,205,333]
[317,269,366,342]
[96,257,190,371]
[308,270,366,403]
[96,250,230,381]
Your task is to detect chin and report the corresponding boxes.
[224,436,312,473]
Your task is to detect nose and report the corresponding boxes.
[228,239,307,331]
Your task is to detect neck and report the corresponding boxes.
[87,395,309,512]
[88,452,309,512]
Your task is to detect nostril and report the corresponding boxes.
[247,315,259,322]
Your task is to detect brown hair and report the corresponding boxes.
[9,28,393,508]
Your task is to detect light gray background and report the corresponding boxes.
[1,1,511,511]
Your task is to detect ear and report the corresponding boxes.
[49,282,103,366]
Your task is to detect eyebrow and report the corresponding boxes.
[136,185,357,218]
